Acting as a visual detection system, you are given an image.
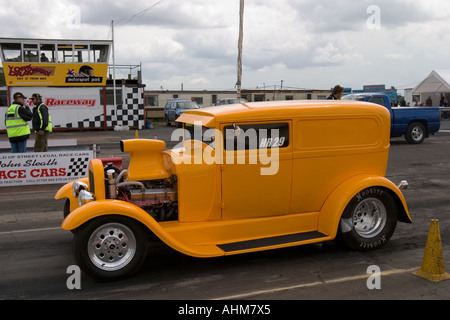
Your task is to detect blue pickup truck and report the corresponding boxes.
[342,93,441,144]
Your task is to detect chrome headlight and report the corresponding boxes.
[78,189,95,206]
[72,180,89,197]
[397,180,408,190]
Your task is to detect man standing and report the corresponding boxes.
[327,85,344,100]
[5,92,33,153]
[31,93,52,152]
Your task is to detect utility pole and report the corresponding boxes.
[111,20,117,124]
[237,0,244,102]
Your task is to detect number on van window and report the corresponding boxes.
[259,136,286,148]
[224,123,289,150]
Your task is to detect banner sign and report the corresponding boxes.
[0,87,102,130]
[3,62,108,87]
[0,150,93,186]
[10,87,101,110]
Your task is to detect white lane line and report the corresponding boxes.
[0,226,62,236]
[213,267,418,300]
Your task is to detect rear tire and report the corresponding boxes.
[339,187,398,251]
[73,216,148,281]
[405,122,425,144]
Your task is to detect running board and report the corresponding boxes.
[218,231,328,253]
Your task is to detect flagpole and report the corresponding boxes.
[237,0,244,102]
[112,20,117,125]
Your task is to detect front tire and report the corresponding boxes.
[73,216,148,281]
[63,198,70,218]
[339,187,398,251]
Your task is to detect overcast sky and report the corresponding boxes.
[1,0,450,93]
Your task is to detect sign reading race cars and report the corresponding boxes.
[0,151,93,186]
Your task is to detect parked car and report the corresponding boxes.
[164,99,199,127]
[215,97,248,105]
[342,93,441,144]
[55,100,410,280]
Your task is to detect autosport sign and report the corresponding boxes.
[3,62,108,87]
[0,151,93,186]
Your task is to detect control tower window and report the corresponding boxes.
[57,44,74,63]
[74,44,89,62]
[23,43,39,62]
[40,44,56,62]
[90,44,109,63]
[2,43,22,62]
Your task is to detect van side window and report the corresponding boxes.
[224,123,289,151]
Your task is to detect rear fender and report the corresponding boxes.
[318,174,411,239]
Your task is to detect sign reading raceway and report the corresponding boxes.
[0,151,93,186]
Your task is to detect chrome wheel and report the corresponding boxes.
[87,222,137,272]
[411,126,424,142]
[406,122,425,144]
[352,198,387,238]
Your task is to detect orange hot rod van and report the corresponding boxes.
[55,100,410,280]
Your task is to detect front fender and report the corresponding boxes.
[54,177,89,212]
[60,200,208,257]
[318,174,411,239]
[62,200,158,231]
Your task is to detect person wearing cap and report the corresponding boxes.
[327,85,344,100]
[31,93,52,152]
[5,92,33,153]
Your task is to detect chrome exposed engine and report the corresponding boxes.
[104,163,178,222]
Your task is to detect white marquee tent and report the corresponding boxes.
[414,70,450,93]
[413,70,450,106]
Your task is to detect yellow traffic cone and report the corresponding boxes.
[135,130,139,139]
[413,219,450,282]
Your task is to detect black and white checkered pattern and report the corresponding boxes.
[107,87,144,129]
[67,157,90,177]
[61,87,145,129]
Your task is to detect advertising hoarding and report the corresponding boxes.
[0,87,103,130]
[0,150,93,186]
[3,62,108,87]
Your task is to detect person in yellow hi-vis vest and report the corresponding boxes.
[30,93,52,152]
[5,92,33,153]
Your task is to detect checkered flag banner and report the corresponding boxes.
[67,157,90,177]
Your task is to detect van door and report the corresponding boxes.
[221,122,292,220]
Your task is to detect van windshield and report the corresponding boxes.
[177,101,199,109]
[184,124,215,148]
